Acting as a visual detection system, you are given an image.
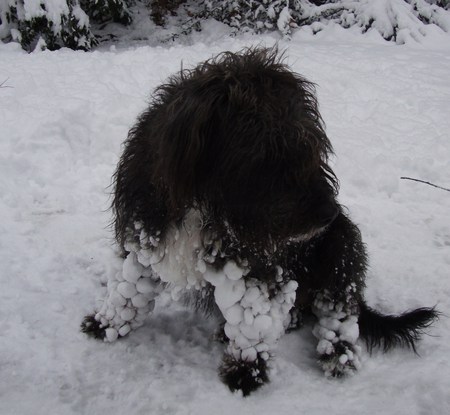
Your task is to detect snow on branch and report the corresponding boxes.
[0,0,132,51]
[203,0,450,43]
[0,1,449,50]
[0,0,95,51]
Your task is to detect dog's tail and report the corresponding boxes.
[358,302,439,353]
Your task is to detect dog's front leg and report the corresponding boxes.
[205,263,297,396]
[81,246,162,342]
[311,287,362,377]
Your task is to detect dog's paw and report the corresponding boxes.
[80,314,107,340]
[219,354,269,396]
[81,314,133,342]
[318,341,361,378]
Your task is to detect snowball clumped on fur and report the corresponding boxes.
[96,210,297,363]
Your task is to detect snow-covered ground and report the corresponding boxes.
[1,22,450,415]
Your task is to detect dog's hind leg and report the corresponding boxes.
[205,264,297,395]
[311,287,362,377]
[81,231,163,342]
[299,212,367,377]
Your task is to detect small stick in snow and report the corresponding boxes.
[400,177,450,193]
[0,79,13,89]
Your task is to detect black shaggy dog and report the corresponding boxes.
[82,47,438,396]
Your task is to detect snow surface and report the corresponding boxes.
[1,23,450,415]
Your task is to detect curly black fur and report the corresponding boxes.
[112,47,339,251]
[359,304,439,354]
[84,47,439,396]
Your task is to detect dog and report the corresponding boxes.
[82,47,438,396]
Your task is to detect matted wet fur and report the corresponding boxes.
[82,47,438,396]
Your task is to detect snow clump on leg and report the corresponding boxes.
[205,261,297,393]
[312,288,362,377]
[82,222,163,342]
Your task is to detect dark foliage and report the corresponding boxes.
[80,0,133,25]
[11,1,94,52]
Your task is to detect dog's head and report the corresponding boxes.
[151,47,339,246]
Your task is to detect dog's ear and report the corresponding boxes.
[153,85,219,207]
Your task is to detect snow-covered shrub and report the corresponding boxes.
[0,0,139,51]
[202,0,450,42]
[80,0,133,25]
[1,0,448,50]
[0,0,95,51]
[320,0,450,43]
[203,0,303,37]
